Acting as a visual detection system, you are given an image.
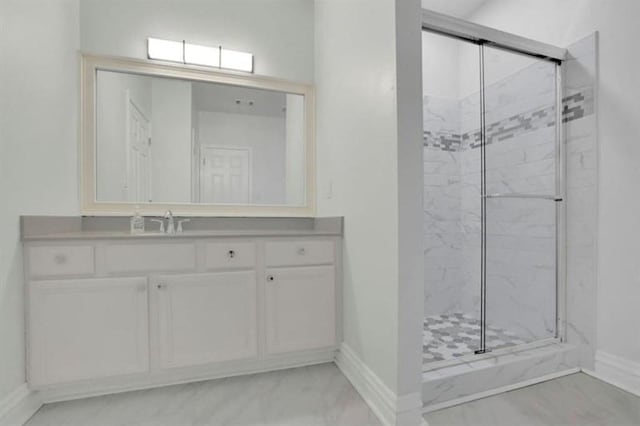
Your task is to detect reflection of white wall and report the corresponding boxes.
[197,111,286,205]
[285,94,305,205]
[151,78,192,203]
[96,72,152,201]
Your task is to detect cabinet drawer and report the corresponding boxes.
[265,240,334,267]
[28,245,95,278]
[104,243,195,273]
[204,242,256,270]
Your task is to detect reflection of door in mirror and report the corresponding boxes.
[125,93,152,203]
[200,146,251,204]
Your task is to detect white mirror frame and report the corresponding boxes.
[81,53,316,217]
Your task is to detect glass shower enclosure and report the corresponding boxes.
[422,29,564,363]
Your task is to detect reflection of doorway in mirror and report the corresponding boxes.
[125,93,152,203]
[200,146,252,204]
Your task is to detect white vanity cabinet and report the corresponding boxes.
[24,234,340,397]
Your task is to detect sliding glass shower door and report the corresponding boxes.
[421,29,563,363]
[479,46,562,352]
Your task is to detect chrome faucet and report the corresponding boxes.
[164,210,175,234]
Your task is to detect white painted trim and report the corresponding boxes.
[0,384,42,426]
[335,343,422,426]
[422,368,579,414]
[584,351,640,398]
[38,349,335,404]
[421,9,567,61]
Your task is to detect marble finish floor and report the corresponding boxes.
[424,373,640,426]
[25,363,381,426]
[423,313,526,364]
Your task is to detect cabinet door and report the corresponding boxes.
[29,278,149,387]
[265,266,336,355]
[156,272,257,369]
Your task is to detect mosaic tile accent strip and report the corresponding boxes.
[462,105,556,150]
[423,87,595,152]
[423,130,462,151]
[563,87,595,123]
[423,313,526,364]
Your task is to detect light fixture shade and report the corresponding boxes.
[147,38,183,62]
[220,48,254,73]
[184,43,220,67]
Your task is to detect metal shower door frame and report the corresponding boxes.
[421,14,567,355]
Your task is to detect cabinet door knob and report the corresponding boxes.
[157,283,166,290]
[267,275,275,282]
[228,250,236,259]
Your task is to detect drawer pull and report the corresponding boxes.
[228,250,236,259]
[53,254,67,264]
[297,247,306,256]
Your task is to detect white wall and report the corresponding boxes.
[79,0,315,83]
[0,0,80,402]
[448,0,640,372]
[315,0,400,391]
[315,0,424,423]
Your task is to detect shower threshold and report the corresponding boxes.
[423,313,560,372]
[421,340,578,411]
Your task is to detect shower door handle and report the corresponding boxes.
[483,193,563,202]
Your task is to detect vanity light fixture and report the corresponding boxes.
[220,48,253,73]
[184,43,220,67]
[147,38,184,63]
[147,38,254,73]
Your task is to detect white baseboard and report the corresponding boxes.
[585,350,640,398]
[335,343,423,426]
[39,349,335,404]
[0,384,42,426]
[422,367,580,414]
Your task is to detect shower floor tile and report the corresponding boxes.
[423,313,527,364]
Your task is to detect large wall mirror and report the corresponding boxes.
[81,54,315,216]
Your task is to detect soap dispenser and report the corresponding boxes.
[130,206,145,234]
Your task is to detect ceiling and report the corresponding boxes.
[420,0,490,18]
[192,82,287,117]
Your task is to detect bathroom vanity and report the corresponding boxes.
[22,217,342,400]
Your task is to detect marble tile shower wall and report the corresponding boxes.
[423,97,476,316]
[424,56,595,344]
